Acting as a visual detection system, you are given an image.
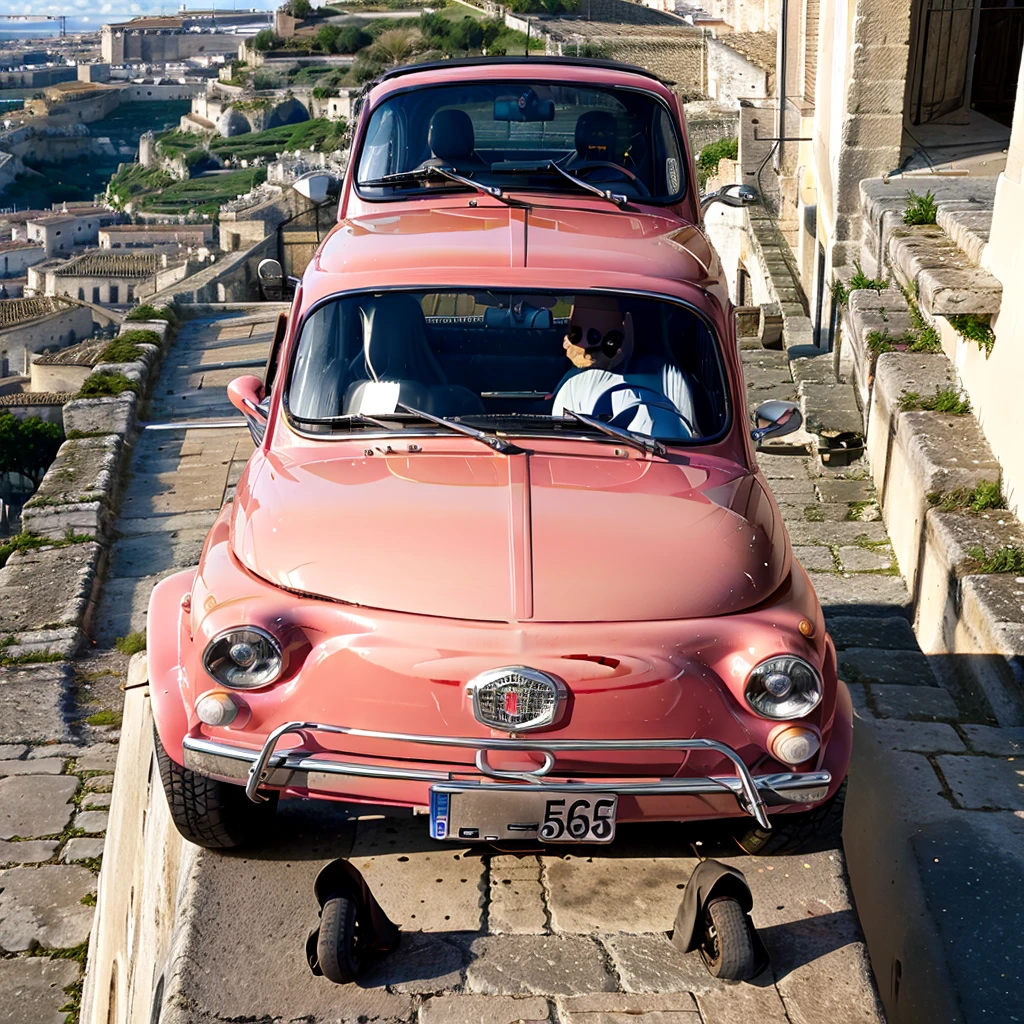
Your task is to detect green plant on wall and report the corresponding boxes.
[948,313,995,356]
[903,189,938,226]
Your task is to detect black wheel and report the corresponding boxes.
[316,896,364,984]
[734,780,846,856]
[700,897,757,980]
[154,726,278,849]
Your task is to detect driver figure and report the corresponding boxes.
[551,296,698,438]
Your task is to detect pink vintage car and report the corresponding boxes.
[148,58,850,866]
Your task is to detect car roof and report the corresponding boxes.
[304,204,727,315]
[376,55,674,87]
[362,55,680,107]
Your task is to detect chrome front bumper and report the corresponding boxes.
[182,721,834,831]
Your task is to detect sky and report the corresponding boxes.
[0,1,281,16]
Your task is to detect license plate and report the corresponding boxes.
[430,789,618,843]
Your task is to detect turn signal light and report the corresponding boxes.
[196,692,242,727]
[770,726,820,765]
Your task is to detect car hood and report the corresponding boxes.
[231,447,789,622]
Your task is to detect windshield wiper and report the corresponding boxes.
[397,403,526,455]
[498,160,629,208]
[290,405,526,455]
[565,409,667,457]
[360,165,523,206]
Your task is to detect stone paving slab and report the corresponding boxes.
[421,995,550,1024]
[936,755,1024,810]
[0,773,78,840]
[464,936,617,995]
[0,666,74,744]
[0,864,96,951]
[0,956,80,1024]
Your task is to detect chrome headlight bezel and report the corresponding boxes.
[744,655,823,720]
[202,626,283,690]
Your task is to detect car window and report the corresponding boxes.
[356,82,686,203]
[286,290,726,443]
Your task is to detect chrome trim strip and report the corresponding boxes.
[183,736,829,824]
[184,722,805,830]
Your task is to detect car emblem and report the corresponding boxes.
[466,667,567,732]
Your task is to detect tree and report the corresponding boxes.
[0,413,64,490]
[370,28,424,66]
[289,0,312,17]
[253,29,284,52]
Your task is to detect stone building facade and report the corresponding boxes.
[0,298,94,378]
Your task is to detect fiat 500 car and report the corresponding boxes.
[148,199,851,855]
[321,56,754,224]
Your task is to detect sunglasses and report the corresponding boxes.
[567,324,625,358]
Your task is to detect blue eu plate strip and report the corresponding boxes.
[430,791,449,840]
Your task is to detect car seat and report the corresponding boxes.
[423,109,485,172]
[343,295,485,417]
[567,111,622,166]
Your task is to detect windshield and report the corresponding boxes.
[356,82,686,203]
[286,290,727,443]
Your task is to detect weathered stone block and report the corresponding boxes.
[961,724,1024,755]
[464,936,616,995]
[839,647,937,686]
[20,501,111,542]
[871,682,959,720]
[0,665,73,744]
[24,436,122,518]
[0,774,77,840]
[937,755,1024,810]
[0,542,101,635]
[0,840,57,864]
[62,392,136,439]
[864,719,965,753]
[0,956,81,1024]
[420,996,550,1024]
[60,837,105,863]
[827,615,921,650]
[918,266,1003,316]
[556,993,700,1022]
[0,864,96,951]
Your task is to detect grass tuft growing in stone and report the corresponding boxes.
[903,189,938,225]
[967,544,1024,573]
[907,302,942,352]
[948,313,995,356]
[849,261,888,293]
[77,371,140,399]
[898,387,970,414]
[100,329,160,363]
[929,480,1005,513]
[867,328,911,355]
[85,709,122,727]
[114,631,146,656]
[804,504,825,522]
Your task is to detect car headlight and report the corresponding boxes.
[202,626,282,689]
[744,655,822,719]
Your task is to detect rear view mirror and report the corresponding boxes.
[751,400,802,443]
[494,91,555,122]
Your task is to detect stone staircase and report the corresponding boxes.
[837,174,1024,726]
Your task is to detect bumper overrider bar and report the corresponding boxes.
[182,721,835,831]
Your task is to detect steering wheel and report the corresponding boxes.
[569,160,650,197]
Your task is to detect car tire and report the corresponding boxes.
[154,727,278,849]
[733,779,846,856]
[700,897,757,980]
[316,896,364,984]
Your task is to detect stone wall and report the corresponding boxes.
[706,35,773,103]
[682,100,740,153]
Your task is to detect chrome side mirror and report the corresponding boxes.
[227,374,270,446]
[751,400,802,443]
[292,171,343,205]
[701,184,759,214]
